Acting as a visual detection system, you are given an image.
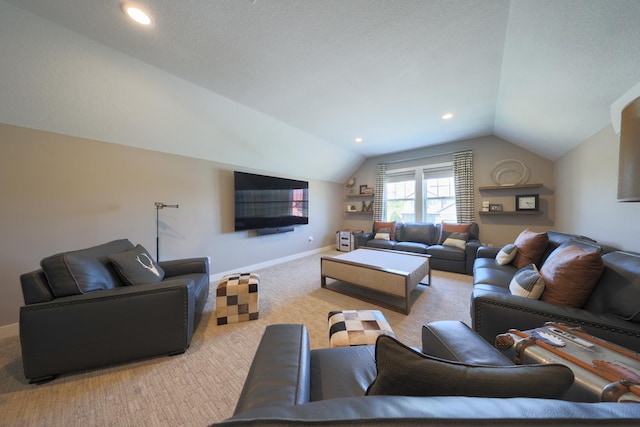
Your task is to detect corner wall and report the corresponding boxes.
[0,123,343,327]
[555,124,640,251]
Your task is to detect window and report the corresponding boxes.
[385,164,456,223]
[385,173,415,222]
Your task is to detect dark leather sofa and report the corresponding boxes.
[19,239,210,383]
[214,323,640,426]
[356,222,481,275]
[472,231,640,353]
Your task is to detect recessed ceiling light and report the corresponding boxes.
[121,3,154,26]
[355,137,363,143]
[442,113,453,120]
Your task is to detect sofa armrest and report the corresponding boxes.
[477,246,500,259]
[464,240,482,275]
[233,324,311,415]
[159,257,209,277]
[355,233,373,248]
[19,279,196,381]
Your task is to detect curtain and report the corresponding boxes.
[373,163,386,221]
[453,150,474,222]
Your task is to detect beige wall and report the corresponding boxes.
[342,135,556,246]
[555,124,640,251]
[0,123,343,327]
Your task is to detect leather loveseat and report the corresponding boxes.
[472,231,640,353]
[19,239,210,383]
[356,221,480,275]
[214,323,640,426]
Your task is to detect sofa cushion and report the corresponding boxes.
[583,251,640,322]
[426,245,465,261]
[366,239,398,250]
[40,239,135,297]
[399,222,436,245]
[394,242,428,254]
[509,264,545,299]
[366,335,573,398]
[512,229,549,269]
[496,244,518,265]
[108,244,165,286]
[439,222,472,244]
[442,232,468,250]
[373,221,396,241]
[540,245,604,308]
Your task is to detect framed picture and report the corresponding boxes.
[359,185,368,194]
[489,203,503,212]
[515,194,539,211]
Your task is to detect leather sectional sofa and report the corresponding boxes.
[19,239,210,383]
[214,323,640,425]
[472,231,640,353]
[355,221,480,275]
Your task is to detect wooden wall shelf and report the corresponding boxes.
[479,211,543,215]
[478,183,543,191]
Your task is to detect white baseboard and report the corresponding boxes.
[210,245,334,282]
[0,322,19,339]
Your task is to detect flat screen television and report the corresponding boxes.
[234,171,309,232]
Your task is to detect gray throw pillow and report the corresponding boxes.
[509,264,545,299]
[496,243,518,265]
[366,335,574,398]
[108,244,165,286]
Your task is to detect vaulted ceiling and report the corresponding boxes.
[3,0,640,181]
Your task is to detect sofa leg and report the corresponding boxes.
[29,374,57,385]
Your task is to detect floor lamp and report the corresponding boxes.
[155,202,179,261]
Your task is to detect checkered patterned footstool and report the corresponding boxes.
[216,273,259,325]
[328,310,395,347]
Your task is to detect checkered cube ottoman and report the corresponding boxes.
[216,273,259,325]
[328,309,395,347]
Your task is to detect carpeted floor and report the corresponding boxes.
[0,249,473,426]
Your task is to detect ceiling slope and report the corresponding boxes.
[2,0,640,180]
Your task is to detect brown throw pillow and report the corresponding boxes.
[512,229,549,269]
[540,245,604,307]
[374,221,396,241]
[439,222,472,244]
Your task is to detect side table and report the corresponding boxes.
[496,322,640,403]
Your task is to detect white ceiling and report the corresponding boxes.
[4,0,640,170]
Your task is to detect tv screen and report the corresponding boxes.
[234,171,309,231]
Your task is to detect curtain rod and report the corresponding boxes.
[383,150,458,165]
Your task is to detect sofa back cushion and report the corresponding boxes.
[540,244,604,308]
[583,251,640,322]
[398,222,437,245]
[40,239,134,297]
[512,229,549,269]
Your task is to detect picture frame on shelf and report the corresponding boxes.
[489,203,503,212]
[359,185,374,195]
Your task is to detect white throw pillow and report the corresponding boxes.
[374,232,390,240]
[442,233,467,250]
[509,264,545,299]
[496,243,518,265]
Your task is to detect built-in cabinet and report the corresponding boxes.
[478,183,545,216]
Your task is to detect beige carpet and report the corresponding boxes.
[0,249,472,426]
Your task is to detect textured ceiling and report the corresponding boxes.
[4,0,640,164]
